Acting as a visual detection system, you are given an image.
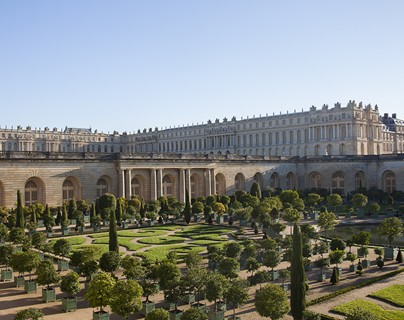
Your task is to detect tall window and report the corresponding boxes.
[384,171,396,194]
[96,178,108,197]
[215,174,226,195]
[234,173,245,191]
[25,181,38,206]
[62,179,75,201]
[270,172,280,188]
[310,172,321,189]
[355,171,366,190]
[332,172,345,195]
[131,177,142,197]
[286,172,296,190]
[190,175,200,198]
[162,175,173,196]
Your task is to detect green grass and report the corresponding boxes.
[135,244,202,262]
[188,234,228,241]
[137,236,186,245]
[132,230,168,237]
[191,239,229,246]
[48,236,86,247]
[89,232,109,238]
[368,284,404,307]
[71,244,109,259]
[331,299,404,320]
[118,238,148,251]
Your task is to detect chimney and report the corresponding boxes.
[392,113,397,119]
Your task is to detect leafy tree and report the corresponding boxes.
[181,307,208,320]
[85,272,116,313]
[98,193,117,220]
[53,238,71,260]
[330,237,346,251]
[305,193,322,209]
[283,208,301,233]
[368,202,381,215]
[352,193,368,210]
[0,223,9,242]
[192,201,204,214]
[212,202,226,215]
[121,255,145,280]
[60,271,81,297]
[250,182,262,199]
[145,308,170,320]
[8,227,26,244]
[10,250,40,280]
[183,267,209,303]
[42,205,55,233]
[205,273,230,310]
[184,250,203,268]
[79,259,99,279]
[183,189,191,225]
[255,284,289,320]
[290,223,306,320]
[36,260,60,289]
[263,249,281,272]
[108,199,119,253]
[61,202,69,229]
[326,193,342,210]
[70,247,97,269]
[224,278,249,319]
[158,261,181,290]
[99,251,121,274]
[317,211,338,242]
[26,207,38,233]
[14,308,44,320]
[378,217,403,247]
[352,232,371,247]
[218,257,239,279]
[16,190,25,229]
[110,279,143,320]
[0,245,14,269]
[224,241,242,259]
[329,250,345,268]
[246,257,261,276]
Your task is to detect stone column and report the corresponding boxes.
[151,169,157,200]
[157,169,163,198]
[206,169,212,196]
[186,169,191,196]
[126,169,132,199]
[210,169,216,195]
[119,169,125,198]
[179,169,186,202]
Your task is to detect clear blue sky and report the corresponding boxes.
[1,1,403,133]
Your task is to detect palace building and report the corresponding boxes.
[0,100,403,207]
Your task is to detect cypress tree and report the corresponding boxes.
[31,207,37,224]
[184,189,191,225]
[109,205,119,253]
[250,182,262,199]
[290,222,306,320]
[67,198,77,220]
[116,198,122,226]
[16,190,25,229]
[61,202,69,229]
[140,198,146,219]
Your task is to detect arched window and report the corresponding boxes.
[96,178,108,197]
[310,172,321,190]
[286,172,296,190]
[131,177,142,197]
[332,172,345,195]
[253,172,263,190]
[326,144,333,156]
[25,180,38,206]
[215,173,226,195]
[314,145,320,156]
[162,175,173,196]
[355,171,366,190]
[234,173,245,191]
[62,179,75,201]
[339,144,345,155]
[190,174,201,198]
[383,171,396,194]
[270,172,280,188]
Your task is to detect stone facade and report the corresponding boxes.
[0,101,404,207]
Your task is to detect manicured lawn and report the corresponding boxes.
[71,244,109,259]
[137,235,186,245]
[135,244,203,262]
[118,238,148,251]
[331,299,404,320]
[188,234,227,241]
[368,284,404,307]
[48,236,86,247]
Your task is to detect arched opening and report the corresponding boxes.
[96,177,109,197]
[332,171,345,195]
[234,173,245,191]
[131,176,144,198]
[355,171,366,190]
[286,172,297,190]
[253,172,263,190]
[190,174,202,198]
[383,171,396,194]
[25,178,45,205]
[326,144,333,156]
[310,172,322,190]
[215,173,226,195]
[339,144,345,155]
[270,172,280,188]
[62,177,79,201]
[162,175,174,196]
